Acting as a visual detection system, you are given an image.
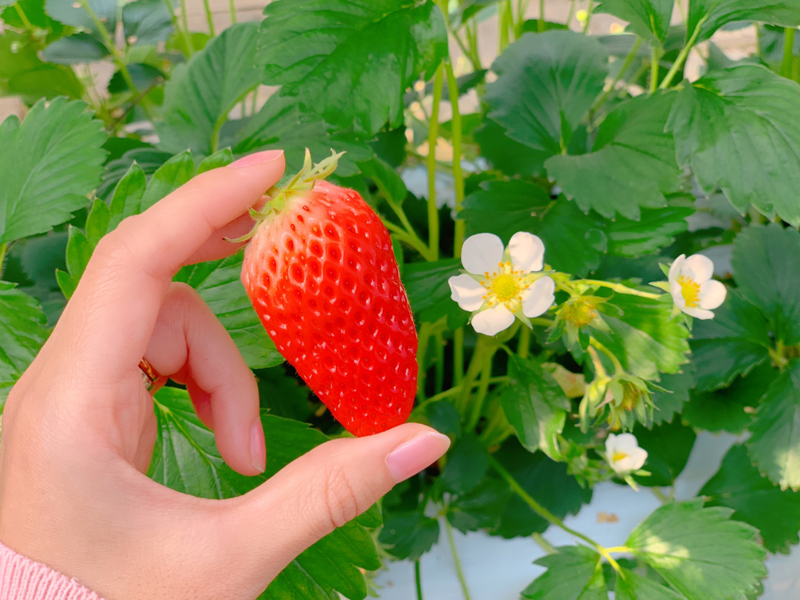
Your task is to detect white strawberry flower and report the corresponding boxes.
[668,254,727,320]
[448,232,555,336]
[605,433,648,475]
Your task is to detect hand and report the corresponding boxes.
[0,150,450,600]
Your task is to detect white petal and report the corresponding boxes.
[668,254,685,283]
[521,276,555,318]
[613,433,640,453]
[684,306,715,320]
[461,233,505,275]
[683,254,714,283]
[670,280,686,309]
[699,280,727,310]
[605,433,619,455]
[508,232,545,273]
[471,304,515,336]
[629,447,648,471]
[449,274,486,311]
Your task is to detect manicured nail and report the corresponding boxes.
[250,420,266,474]
[386,432,451,483]
[229,149,284,169]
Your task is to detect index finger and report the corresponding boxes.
[59,150,285,379]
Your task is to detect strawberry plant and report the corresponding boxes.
[3,0,800,598]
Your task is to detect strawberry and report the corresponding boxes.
[240,151,418,436]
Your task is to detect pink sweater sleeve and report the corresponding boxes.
[0,541,104,600]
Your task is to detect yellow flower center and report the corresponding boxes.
[612,451,628,463]
[678,275,701,308]
[490,274,521,302]
[561,299,598,327]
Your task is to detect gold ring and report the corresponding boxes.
[138,358,160,393]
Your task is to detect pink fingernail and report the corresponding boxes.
[229,150,284,169]
[386,432,451,483]
[250,420,266,474]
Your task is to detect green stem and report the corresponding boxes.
[782,28,796,79]
[202,0,215,36]
[444,518,472,600]
[518,326,531,359]
[676,0,687,22]
[180,0,191,44]
[453,327,464,386]
[0,242,8,279]
[229,0,237,23]
[467,347,496,430]
[649,45,661,94]
[489,457,623,573]
[457,336,489,413]
[659,14,708,89]
[415,559,424,600]
[580,279,662,300]
[498,1,510,53]
[582,1,594,33]
[163,0,192,58]
[592,37,643,114]
[417,324,432,402]
[427,64,444,261]
[418,376,510,410]
[538,0,545,32]
[444,61,466,258]
[78,0,156,122]
[13,3,34,30]
[532,532,557,554]
[466,19,481,70]
[589,337,624,375]
[566,0,577,27]
[435,332,445,394]
[383,220,435,261]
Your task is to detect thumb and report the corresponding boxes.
[224,424,449,583]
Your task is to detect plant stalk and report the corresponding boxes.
[582,1,594,33]
[0,242,7,279]
[229,0,237,23]
[202,0,216,36]
[659,14,709,89]
[649,45,661,93]
[444,518,472,600]
[580,279,662,299]
[518,326,531,359]
[538,0,545,32]
[162,0,193,58]
[592,37,643,114]
[427,64,444,261]
[13,4,34,30]
[782,28,797,79]
[415,559,424,600]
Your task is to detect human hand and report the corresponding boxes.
[0,150,450,599]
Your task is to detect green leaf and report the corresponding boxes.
[122,0,173,45]
[545,93,681,220]
[0,98,106,244]
[140,151,194,212]
[595,0,674,43]
[107,63,164,94]
[731,224,800,345]
[196,148,233,174]
[108,163,148,229]
[402,258,467,327]
[667,65,800,226]
[149,387,380,600]
[484,31,607,162]
[632,419,696,487]
[701,444,800,554]
[359,157,408,206]
[232,94,372,178]
[521,545,606,600]
[688,0,800,44]
[492,440,592,539]
[440,433,490,495]
[257,0,447,136]
[626,499,766,599]
[684,363,776,434]
[257,367,312,421]
[44,0,117,34]
[41,33,108,64]
[175,254,283,370]
[690,289,772,392]
[594,294,690,380]
[607,207,693,258]
[378,511,440,560]
[461,181,607,277]
[501,356,570,459]
[447,479,512,533]
[615,569,683,600]
[0,31,84,101]
[474,118,549,177]
[0,282,49,406]
[748,360,800,491]
[651,369,693,426]
[158,22,262,156]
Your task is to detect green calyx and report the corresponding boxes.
[229,148,344,244]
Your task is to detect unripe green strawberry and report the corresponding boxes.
[241,151,418,436]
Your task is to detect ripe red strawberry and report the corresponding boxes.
[241,151,418,436]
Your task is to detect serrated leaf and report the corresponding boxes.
[545,94,681,220]
[149,387,379,600]
[0,282,49,406]
[607,207,692,258]
[651,369,693,426]
[632,419,696,487]
[690,289,771,392]
[748,360,800,491]
[232,94,371,178]
[688,0,800,44]
[461,181,607,277]
[256,0,447,136]
[378,511,440,560]
[0,98,106,244]
[484,31,607,162]
[684,363,775,434]
[140,151,194,212]
[731,224,800,345]
[522,545,606,600]
[108,163,148,229]
[196,148,233,174]
[626,499,766,599]
[122,0,173,45]
[501,356,570,459]
[158,22,261,156]
[447,478,512,533]
[595,0,674,43]
[41,33,108,64]
[175,254,283,370]
[701,444,800,554]
[594,294,690,380]
[615,569,683,600]
[44,0,117,34]
[668,66,800,226]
